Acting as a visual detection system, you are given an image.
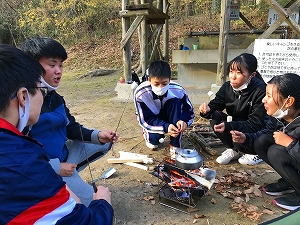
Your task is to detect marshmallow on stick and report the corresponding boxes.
[227,116,232,122]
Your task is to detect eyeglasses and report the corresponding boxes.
[33,87,48,97]
[11,87,48,99]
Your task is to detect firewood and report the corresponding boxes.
[185,131,217,156]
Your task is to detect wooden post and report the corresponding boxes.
[245,0,300,53]
[267,0,300,36]
[216,0,231,86]
[122,0,131,82]
[141,0,149,75]
[163,0,169,62]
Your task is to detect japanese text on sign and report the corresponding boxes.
[268,9,299,26]
[253,39,300,82]
[230,4,240,20]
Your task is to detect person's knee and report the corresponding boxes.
[268,145,286,165]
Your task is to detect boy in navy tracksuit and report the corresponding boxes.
[0,44,113,224]
[20,37,118,206]
[134,60,194,158]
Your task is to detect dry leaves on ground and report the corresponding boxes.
[213,168,275,222]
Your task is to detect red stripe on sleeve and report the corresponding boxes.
[8,185,70,225]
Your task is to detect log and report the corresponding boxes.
[186,131,217,156]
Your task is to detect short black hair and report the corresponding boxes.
[148,60,171,79]
[20,37,67,61]
[0,44,44,112]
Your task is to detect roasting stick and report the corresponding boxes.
[75,113,98,193]
[227,116,235,134]
[107,88,133,153]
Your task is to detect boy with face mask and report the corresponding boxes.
[20,37,118,207]
[0,44,113,224]
[134,60,194,158]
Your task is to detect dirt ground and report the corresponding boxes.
[59,70,287,225]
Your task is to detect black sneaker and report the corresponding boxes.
[273,192,300,211]
[262,178,295,196]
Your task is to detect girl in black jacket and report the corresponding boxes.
[199,53,268,165]
[231,73,300,211]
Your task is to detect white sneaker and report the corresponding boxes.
[216,149,240,164]
[238,154,263,165]
[145,141,158,150]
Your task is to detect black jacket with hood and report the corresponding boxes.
[200,76,268,133]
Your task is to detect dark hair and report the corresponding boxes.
[227,53,264,81]
[0,44,44,112]
[20,37,67,61]
[148,60,171,79]
[268,73,300,109]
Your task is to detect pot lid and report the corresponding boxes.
[178,149,199,158]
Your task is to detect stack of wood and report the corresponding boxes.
[183,121,223,156]
[107,151,154,171]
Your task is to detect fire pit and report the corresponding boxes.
[152,158,216,213]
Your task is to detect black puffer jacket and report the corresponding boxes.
[200,76,268,132]
[243,115,300,164]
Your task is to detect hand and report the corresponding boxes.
[176,120,187,133]
[98,130,119,144]
[93,186,112,205]
[60,162,77,176]
[168,124,180,137]
[273,131,293,147]
[230,130,246,144]
[199,103,210,114]
[213,122,225,133]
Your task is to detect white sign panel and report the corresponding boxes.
[253,39,300,83]
[268,9,299,26]
[230,4,240,20]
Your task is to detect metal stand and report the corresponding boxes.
[154,158,206,214]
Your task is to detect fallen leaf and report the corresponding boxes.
[234,197,244,203]
[211,198,217,204]
[245,194,250,203]
[194,214,206,219]
[187,207,199,213]
[263,208,274,215]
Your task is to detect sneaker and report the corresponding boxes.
[273,191,300,210]
[216,149,240,164]
[238,154,263,165]
[170,145,181,160]
[262,178,295,196]
[145,141,158,150]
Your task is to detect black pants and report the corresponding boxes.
[254,133,300,193]
[210,110,256,154]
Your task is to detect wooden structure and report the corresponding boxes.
[119,0,169,82]
[217,0,300,85]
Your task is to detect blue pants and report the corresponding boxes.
[63,140,110,206]
[143,98,183,148]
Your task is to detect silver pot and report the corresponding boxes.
[175,149,203,170]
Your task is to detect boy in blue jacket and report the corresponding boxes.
[20,37,119,206]
[0,44,113,224]
[134,60,194,158]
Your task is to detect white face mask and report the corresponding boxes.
[151,84,169,96]
[41,76,58,92]
[17,89,30,132]
[272,96,290,119]
[232,77,252,91]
